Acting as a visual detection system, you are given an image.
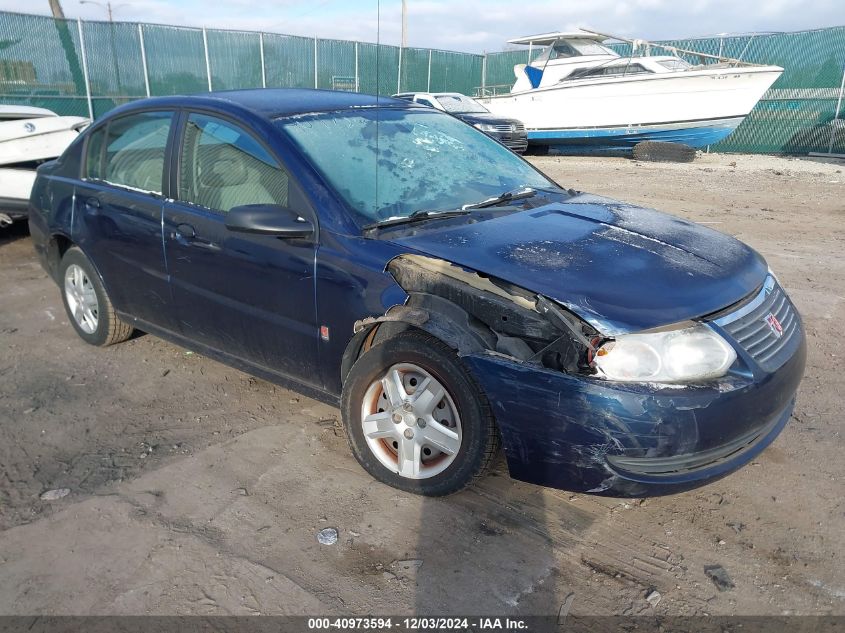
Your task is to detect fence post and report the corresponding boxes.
[427,49,432,92]
[829,62,845,154]
[202,27,212,91]
[397,46,403,93]
[354,41,359,92]
[76,18,94,120]
[481,52,487,95]
[138,24,151,97]
[314,36,318,89]
[259,33,266,88]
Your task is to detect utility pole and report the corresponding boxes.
[401,0,407,48]
[79,1,128,96]
[398,0,406,94]
[80,0,123,21]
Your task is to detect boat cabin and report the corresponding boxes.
[508,31,692,92]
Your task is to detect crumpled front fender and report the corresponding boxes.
[462,332,805,497]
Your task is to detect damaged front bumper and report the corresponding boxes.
[0,198,30,225]
[462,330,806,497]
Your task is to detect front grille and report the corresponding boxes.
[490,123,526,135]
[712,276,800,372]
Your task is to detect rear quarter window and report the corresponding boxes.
[83,127,105,180]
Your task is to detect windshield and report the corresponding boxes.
[658,58,693,71]
[434,94,489,114]
[277,108,552,225]
[533,38,618,63]
[572,39,618,56]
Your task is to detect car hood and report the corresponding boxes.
[388,194,768,334]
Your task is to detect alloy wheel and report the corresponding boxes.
[360,362,462,479]
[64,264,99,334]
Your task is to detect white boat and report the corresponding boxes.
[477,30,783,153]
[0,105,88,225]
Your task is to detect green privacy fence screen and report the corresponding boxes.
[1,9,843,154]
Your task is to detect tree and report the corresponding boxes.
[47,0,87,99]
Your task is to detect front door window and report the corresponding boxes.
[178,113,289,214]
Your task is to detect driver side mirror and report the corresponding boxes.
[225,204,314,239]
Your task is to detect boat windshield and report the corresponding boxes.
[434,94,489,114]
[533,38,618,63]
[658,58,693,71]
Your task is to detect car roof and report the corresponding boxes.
[208,88,415,118]
[109,88,416,121]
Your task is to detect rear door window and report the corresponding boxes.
[102,111,173,194]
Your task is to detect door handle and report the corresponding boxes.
[175,223,196,239]
[172,223,220,251]
[84,197,101,212]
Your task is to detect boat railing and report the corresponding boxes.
[580,28,767,68]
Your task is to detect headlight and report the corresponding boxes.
[593,323,736,383]
[473,123,498,133]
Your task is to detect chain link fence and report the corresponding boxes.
[1,10,843,154]
[0,11,483,115]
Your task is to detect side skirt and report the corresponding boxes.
[119,313,341,407]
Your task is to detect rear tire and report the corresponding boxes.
[59,246,134,347]
[633,141,697,163]
[341,330,499,496]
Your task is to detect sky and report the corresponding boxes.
[1,0,842,53]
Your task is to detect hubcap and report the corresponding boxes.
[361,363,462,480]
[64,264,99,334]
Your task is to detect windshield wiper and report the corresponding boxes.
[462,186,539,210]
[362,209,471,232]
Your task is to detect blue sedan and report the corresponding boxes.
[28,89,806,497]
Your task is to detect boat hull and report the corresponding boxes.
[530,116,745,152]
[481,66,782,150]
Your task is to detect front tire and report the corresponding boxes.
[59,246,133,346]
[341,330,499,496]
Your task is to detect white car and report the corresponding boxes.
[392,92,528,153]
[0,105,88,226]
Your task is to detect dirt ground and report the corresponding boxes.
[0,153,843,616]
